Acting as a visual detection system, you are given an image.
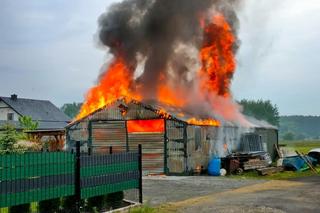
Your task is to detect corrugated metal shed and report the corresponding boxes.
[66,99,278,175]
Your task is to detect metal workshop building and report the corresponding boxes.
[66,99,278,175]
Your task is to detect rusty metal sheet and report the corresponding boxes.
[128,132,164,175]
[166,120,186,173]
[92,121,127,153]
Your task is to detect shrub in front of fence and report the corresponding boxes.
[61,196,84,213]
[106,191,125,209]
[86,195,106,212]
[8,203,31,213]
[38,198,60,213]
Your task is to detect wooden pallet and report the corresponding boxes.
[257,167,284,176]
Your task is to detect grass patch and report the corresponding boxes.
[0,202,38,213]
[0,207,8,213]
[128,204,178,213]
[280,140,320,154]
[128,205,161,213]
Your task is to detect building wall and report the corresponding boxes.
[0,101,19,121]
[255,128,278,160]
[186,126,278,172]
[186,125,213,173]
[66,101,166,175]
[128,131,164,175]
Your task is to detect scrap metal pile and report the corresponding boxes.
[221,151,272,175]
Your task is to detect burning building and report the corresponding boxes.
[66,99,278,175]
[66,0,278,174]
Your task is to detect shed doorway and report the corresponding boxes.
[127,119,165,175]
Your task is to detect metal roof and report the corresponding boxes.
[69,99,277,130]
[0,96,70,130]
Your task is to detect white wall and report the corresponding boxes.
[0,100,19,121]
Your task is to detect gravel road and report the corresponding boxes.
[142,176,320,213]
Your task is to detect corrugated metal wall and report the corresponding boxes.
[128,132,164,175]
[186,126,213,172]
[255,128,278,160]
[67,121,89,142]
[125,102,160,119]
[91,121,127,153]
[240,133,264,152]
[166,120,186,174]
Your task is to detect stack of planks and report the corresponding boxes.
[243,159,269,170]
[257,166,284,176]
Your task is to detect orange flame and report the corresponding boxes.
[157,84,186,107]
[198,14,235,97]
[76,57,140,119]
[187,118,220,127]
[127,119,164,133]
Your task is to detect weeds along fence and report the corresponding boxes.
[0,142,142,211]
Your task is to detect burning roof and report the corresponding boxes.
[69,98,220,127]
[69,98,277,131]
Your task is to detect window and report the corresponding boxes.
[7,113,14,121]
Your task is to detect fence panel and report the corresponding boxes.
[0,144,142,209]
[0,152,75,208]
[80,149,141,199]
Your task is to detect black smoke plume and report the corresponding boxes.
[97,0,240,99]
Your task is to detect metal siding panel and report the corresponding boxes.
[92,121,127,153]
[255,128,278,160]
[128,132,164,175]
[125,103,160,120]
[166,120,186,173]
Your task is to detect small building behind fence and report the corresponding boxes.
[66,99,278,175]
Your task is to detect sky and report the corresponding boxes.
[0,0,319,116]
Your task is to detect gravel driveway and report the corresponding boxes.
[142,176,320,213]
[142,176,265,205]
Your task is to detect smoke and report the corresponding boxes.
[97,0,239,94]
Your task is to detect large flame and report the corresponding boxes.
[198,14,235,97]
[77,13,237,128]
[76,57,140,119]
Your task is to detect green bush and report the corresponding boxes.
[9,203,31,213]
[61,196,84,213]
[86,195,105,212]
[105,191,124,209]
[38,198,60,213]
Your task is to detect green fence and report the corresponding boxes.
[0,152,75,208]
[0,145,142,210]
[80,152,140,199]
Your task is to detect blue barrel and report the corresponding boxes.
[208,157,221,176]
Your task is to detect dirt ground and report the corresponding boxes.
[142,176,320,213]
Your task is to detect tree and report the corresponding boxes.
[0,124,18,153]
[60,102,82,119]
[282,132,295,141]
[239,99,280,126]
[19,116,38,131]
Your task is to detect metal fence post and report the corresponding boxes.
[75,141,81,213]
[109,146,113,154]
[138,144,143,203]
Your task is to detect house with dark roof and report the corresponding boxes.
[0,94,70,130]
